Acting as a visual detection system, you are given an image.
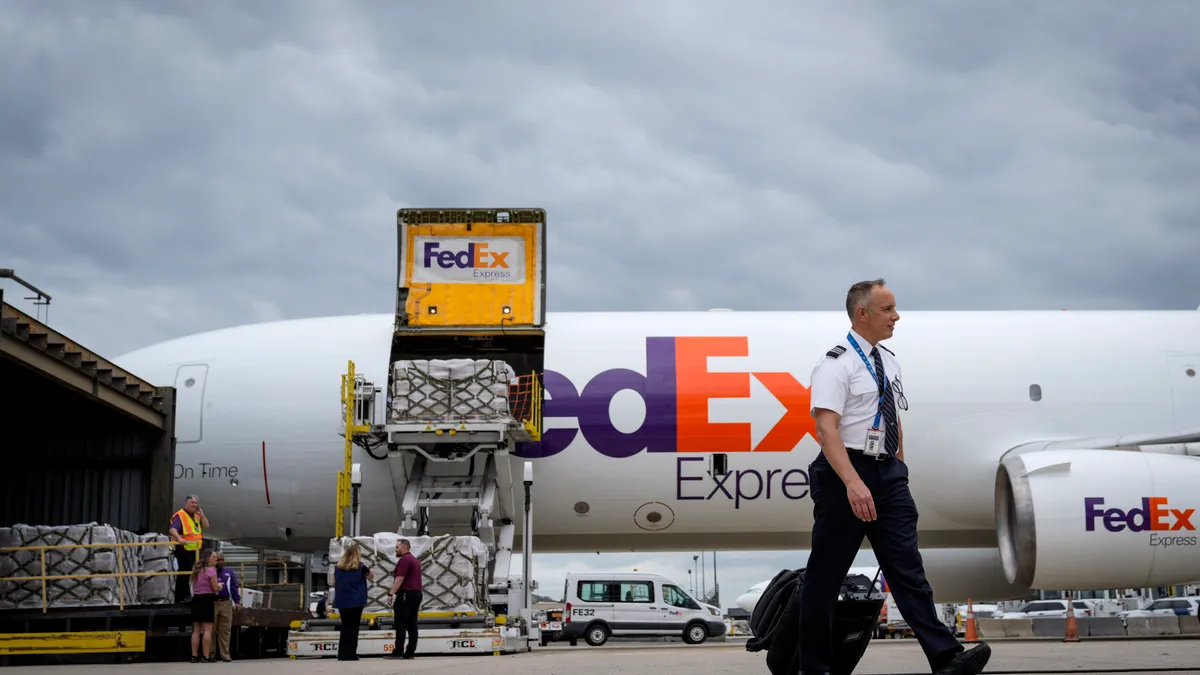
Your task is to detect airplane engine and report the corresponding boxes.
[995,449,1200,591]
[920,548,1031,604]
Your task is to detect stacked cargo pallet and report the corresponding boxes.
[327,533,489,614]
[135,533,176,605]
[0,523,176,609]
[388,358,517,422]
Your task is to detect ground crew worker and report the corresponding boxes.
[213,552,241,662]
[169,494,208,603]
[384,538,423,659]
[799,279,991,675]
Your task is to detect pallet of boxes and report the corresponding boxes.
[288,532,523,658]
[0,523,177,612]
[388,358,518,423]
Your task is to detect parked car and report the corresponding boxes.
[997,599,1092,619]
[1118,596,1200,619]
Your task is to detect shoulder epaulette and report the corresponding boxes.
[878,344,895,356]
[825,345,846,359]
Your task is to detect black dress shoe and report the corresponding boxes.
[934,643,991,675]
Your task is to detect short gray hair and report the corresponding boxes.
[845,279,886,319]
[185,494,199,502]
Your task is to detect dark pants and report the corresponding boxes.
[799,451,962,675]
[173,547,196,603]
[337,606,363,660]
[393,590,422,657]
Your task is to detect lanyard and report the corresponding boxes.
[847,333,890,428]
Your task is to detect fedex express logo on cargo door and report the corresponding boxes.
[1085,497,1197,548]
[412,236,525,284]
[513,336,817,460]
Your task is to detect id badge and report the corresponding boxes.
[864,427,886,457]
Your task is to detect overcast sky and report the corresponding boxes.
[3,1,1198,608]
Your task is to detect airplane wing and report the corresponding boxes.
[1012,427,1200,453]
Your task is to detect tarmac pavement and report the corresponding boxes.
[9,637,1199,674]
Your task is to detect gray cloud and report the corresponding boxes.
[2,0,1198,602]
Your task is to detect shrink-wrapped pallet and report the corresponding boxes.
[388,358,516,422]
[0,523,140,610]
[327,533,490,615]
[136,533,176,604]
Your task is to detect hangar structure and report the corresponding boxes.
[1,285,177,532]
[1,281,305,665]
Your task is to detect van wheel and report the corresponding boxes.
[585,623,609,647]
[683,622,708,645]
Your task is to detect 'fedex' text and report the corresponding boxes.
[1085,497,1197,547]
[514,336,817,459]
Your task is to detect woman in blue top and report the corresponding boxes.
[332,542,373,661]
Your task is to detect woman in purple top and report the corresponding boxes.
[189,548,224,663]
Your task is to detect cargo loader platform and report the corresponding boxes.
[299,208,550,658]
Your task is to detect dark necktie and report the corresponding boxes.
[870,347,899,456]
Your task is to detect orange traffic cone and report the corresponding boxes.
[963,597,978,643]
[1063,592,1080,642]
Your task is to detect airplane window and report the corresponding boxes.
[1029,384,1041,401]
[712,453,728,475]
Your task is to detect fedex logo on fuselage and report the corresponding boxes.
[513,336,816,459]
[422,241,510,269]
[1085,497,1195,532]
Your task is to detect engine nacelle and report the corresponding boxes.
[921,548,1031,604]
[996,449,1200,590]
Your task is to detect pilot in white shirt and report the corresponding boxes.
[808,327,906,458]
[797,279,991,675]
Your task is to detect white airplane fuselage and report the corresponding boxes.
[113,309,1200,600]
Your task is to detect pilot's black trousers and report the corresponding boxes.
[799,450,963,675]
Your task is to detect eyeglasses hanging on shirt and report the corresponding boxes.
[890,376,908,411]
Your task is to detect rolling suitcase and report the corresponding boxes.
[745,568,885,675]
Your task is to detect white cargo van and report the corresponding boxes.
[560,571,726,646]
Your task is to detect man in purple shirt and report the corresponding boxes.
[212,553,241,662]
[384,538,423,659]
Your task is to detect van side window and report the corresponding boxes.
[576,581,654,603]
[663,584,700,610]
[577,582,618,602]
[619,582,652,603]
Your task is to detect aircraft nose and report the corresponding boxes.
[735,592,757,613]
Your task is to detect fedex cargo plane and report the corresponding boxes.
[113,307,1200,602]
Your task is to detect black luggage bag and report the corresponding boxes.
[745,568,885,675]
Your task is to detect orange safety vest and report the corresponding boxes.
[174,508,203,551]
